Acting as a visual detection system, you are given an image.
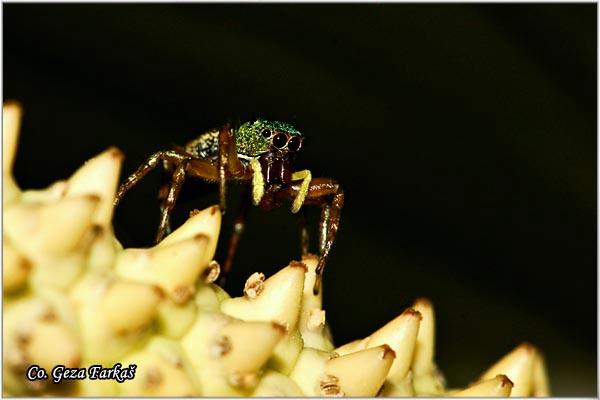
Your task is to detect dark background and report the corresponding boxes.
[4,4,597,395]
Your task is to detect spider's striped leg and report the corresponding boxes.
[280,177,344,294]
[114,150,190,206]
[319,204,331,255]
[157,182,173,237]
[155,162,188,243]
[217,124,245,214]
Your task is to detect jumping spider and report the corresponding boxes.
[114,120,344,294]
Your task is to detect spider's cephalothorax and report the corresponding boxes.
[187,119,304,189]
[115,119,343,294]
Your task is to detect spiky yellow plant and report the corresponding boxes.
[2,102,550,397]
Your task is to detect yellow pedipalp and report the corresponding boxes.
[291,169,312,214]
[249,158,265,206]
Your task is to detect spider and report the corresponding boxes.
[114,119,344,294]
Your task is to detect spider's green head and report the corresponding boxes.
[235,119,304,158]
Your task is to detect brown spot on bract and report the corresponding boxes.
[519,341,537,353]
[307,309,326,331]
[68,356,81,369]
[209,334,232,358]
[151,285,166,299]
[210,205,219,215]
[289,260,307,271]
[85,194,101,203]
[145,368,163,388]
[193,233,209,243]
[19,257,32,271]
[40,310,57,322]
[189,209,201,218]
[107,146,124,161]
[498,374,513,387]
[16,332,31,347]
[403,308,422,320]
[271,322,287,334]
[228,371,257,388]
[172,285,193,303]
[379,344,396,360]
[172,357,183,369]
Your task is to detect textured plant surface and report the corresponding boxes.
[3,102,550,397]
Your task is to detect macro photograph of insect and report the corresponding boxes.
[3,2,596,397]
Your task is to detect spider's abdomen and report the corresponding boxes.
[185,130,220,160]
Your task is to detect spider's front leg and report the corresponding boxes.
[217,124,245,213]
[114,149,195,243]
[114,149,191,207]
[281,177,345,294]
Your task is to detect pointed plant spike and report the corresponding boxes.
[180,310,232,369]
[25,319,82,372]
[367,308,421,379]
[326,344,395,397]
[158,205,221,263]
[86,226,118,273]
[4,174,21,206]
[195,284,229,312]
[115,235,210,303]
[156,298,197,339]
[70,273,157,364]
[532,350,550,396]
[412,298,435,375]
[4,195,99,257]
[480,342,537,396]
[220,261,307,331]
[288,348,331,396]
[66,147,124,227]
[99,279,162,335]
[298,255,332,350]
[119,338,200,396]
[268,328,304,374]
[3,101,22,174]
[3,238,31,293]
[215,320,285,375]
[4,297,81,376]
[453,375,513,397]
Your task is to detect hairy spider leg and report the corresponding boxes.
[156,163,187,242]
[217,124,244,214]
[319,205,331,254]
[114,150,190,207]
[157,182,173,236]
[280,177,344,294]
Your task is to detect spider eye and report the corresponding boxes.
[261,129,271,138]
[272,132,288,149]
[287,136,302,152]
